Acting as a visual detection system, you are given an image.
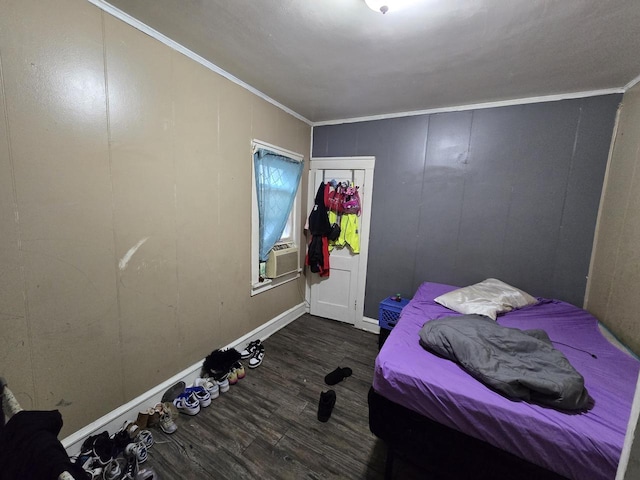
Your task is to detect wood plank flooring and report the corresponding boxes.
[146,314,422,479]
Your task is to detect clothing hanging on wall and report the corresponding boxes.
[305,182,331,277]
[326,181,361,254]
[328,211,360,254]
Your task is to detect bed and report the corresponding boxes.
[369,281,640,480]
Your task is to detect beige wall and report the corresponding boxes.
[586,83,640,356]
[0,0,310,436]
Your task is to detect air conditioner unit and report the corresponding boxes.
[265,243,299,278]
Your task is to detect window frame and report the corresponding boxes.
[250,139,304,295]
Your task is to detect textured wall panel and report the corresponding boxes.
[0,0,310,435]
[315,96,620,317]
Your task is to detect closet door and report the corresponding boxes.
[307,158,374,329]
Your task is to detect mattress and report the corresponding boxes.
[373,282,640,480]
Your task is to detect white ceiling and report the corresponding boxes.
[103,0,640,123]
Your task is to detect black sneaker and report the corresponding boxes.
[240,340,261,359]
[111,428,132,456]
[92,431,117,465]
[248,344,265,369]
[122,453,138,480]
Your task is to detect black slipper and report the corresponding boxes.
[324,367,352,385]
[317,390,336,422]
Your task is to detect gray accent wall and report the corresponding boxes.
[313,95,621,318]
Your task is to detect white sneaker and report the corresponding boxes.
[240,340,261,359]
[184,386,211,408]
[173,392,200,415]
[214,374,230,393]
[193,377,220,399]
[158,412,177,434]
[103,458,125,480]
[248,344,265,369]
[124,441,148,464]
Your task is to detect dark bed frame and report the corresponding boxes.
[368,387,568,480]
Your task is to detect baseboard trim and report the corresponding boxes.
[61,302,306,455]
[361,316,380,334]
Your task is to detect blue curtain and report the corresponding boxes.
[254,148,304,262]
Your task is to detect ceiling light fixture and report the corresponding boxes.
[364,0,422,14]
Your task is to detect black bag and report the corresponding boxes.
[328,222,341,241]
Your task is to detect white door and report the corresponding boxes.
[306,157,375,330]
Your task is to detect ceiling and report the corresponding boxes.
[103,0,640,123]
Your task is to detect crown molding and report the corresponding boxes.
[86,0,312,126]
[312,88,625,126]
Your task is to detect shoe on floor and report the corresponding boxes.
[193,377,220,399]
[136,467,158,480]
[80,457,104,480]
[135,429,154,449]
[248,344,265,369]
[92,431,117,465]
[173,391,200,415]
[228,368,238,385]
[240,340,261,359]
[125,441,148,464]
[158,411,177,434]
[317,390,336,422]
[233,361,245,380]
[184,386,211,407]
[207,372,229,393]
[162,401,179,420]
[122,452,138,480]
[103,458,125,480]
[324,367,353,385]
[161,381,186,403]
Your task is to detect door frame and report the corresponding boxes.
[305,156,375,331]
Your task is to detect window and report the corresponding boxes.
[251,140,304,295]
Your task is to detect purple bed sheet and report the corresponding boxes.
[373,282,640,480]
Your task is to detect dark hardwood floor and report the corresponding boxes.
[146,314,422,479]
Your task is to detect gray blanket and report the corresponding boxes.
[419,315,591,410]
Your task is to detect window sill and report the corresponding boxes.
[250,269,302,296]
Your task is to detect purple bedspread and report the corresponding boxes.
[373,282,640,480]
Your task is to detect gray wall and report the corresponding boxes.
[313,95,621,318]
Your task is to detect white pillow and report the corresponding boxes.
[433,278,537,321]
